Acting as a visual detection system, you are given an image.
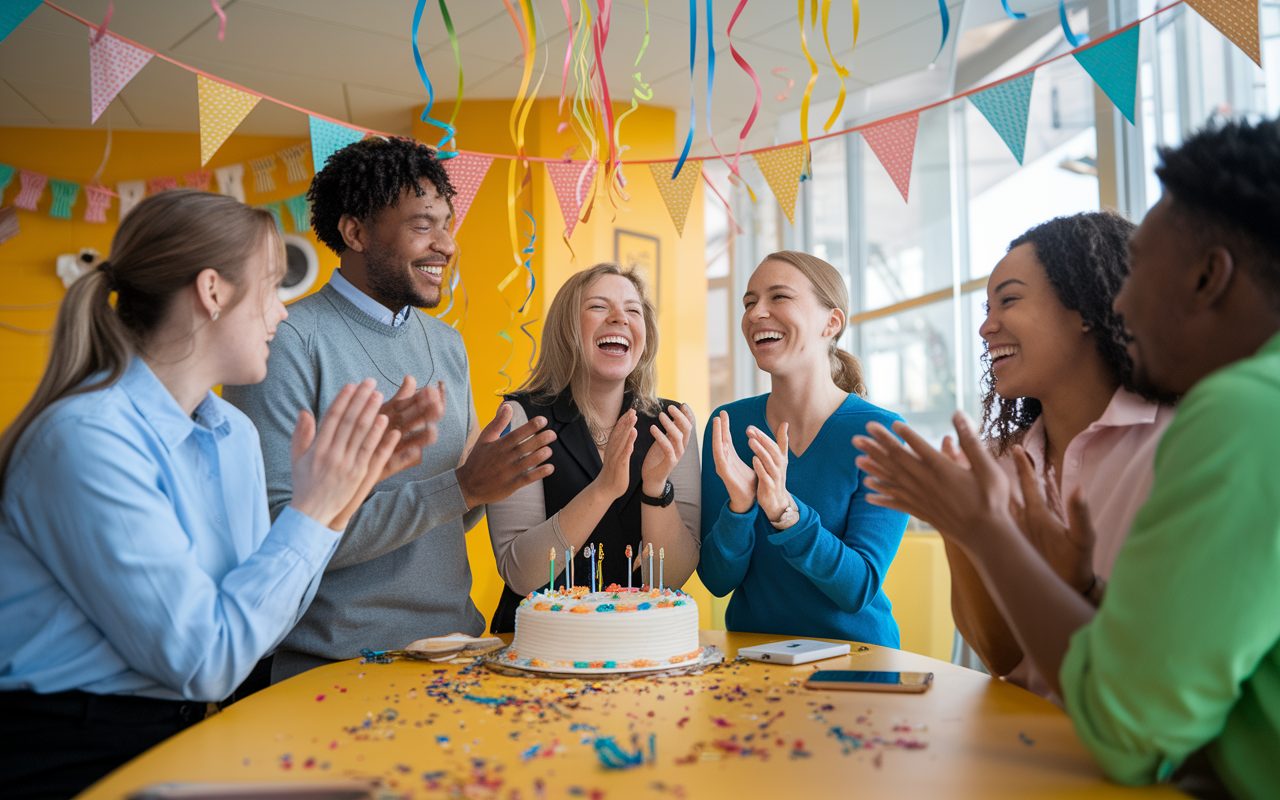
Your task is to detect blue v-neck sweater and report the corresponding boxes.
[698,393,908,647]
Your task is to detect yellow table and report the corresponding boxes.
[79,632,1185,799]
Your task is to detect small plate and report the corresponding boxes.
[481,645,725,680]
[402,634,505,661]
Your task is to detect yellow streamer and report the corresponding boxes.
[820,0,859,131]
[796,0,821,175]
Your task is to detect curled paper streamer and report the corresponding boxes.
[439,0,464,132]
[210,0,226,41]
[934,0,950,60]
[411,0,458,157]
[820,0,858,131]
[434,245,463,318]
[609,0,650,197]
[520,317,539,373]
[91,2,113,45]
[710,0,760,202]
[796,0,821,177]
[556,0,575,115]
[1058,0,1086,47]
[518,209,537,313]
[772,67,794,101]
[1001,0,1027,20]
[671,0,696,180]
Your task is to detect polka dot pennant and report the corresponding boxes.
[198,75,261,166]
[88,32,152,124]
[440,152,493,234]
[545,159,598,239]
[308,116,365,174]
[751,144,806,226]
[1187,0,1260,66]
[648,159,703,237]
[968,71,1035,166]
[860,112,920,203]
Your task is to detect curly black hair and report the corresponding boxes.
[980,211,1139,455]
[1155,117,1280,305]
[307,136,457,255]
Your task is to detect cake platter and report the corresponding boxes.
[481,644,726,680]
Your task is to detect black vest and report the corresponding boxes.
[489,390,673,633]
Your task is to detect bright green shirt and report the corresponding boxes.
[1061,331,1280,800]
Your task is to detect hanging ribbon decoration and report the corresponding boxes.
[820,0,858,131]
[591,0,623,205]
[796,0,821,177]
[704,0,754,200]
[1058,0,1086,47]
[718,0,760,200]
[934,0,950,61]
[567,0,600,229]
[556,0,575,122]
[671,0,697,179]
[518,210,539,371]
[609,0,651,200]
[91,2,113,44]
[772,67,794,101]
[411,0,458,157]
[1000,0,1026,20]
[439,0,464,136]
[210,0,227,41]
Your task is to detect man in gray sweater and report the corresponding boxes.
[224,138,556,681]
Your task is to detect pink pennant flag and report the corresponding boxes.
[860,112,920,203]
[84,185,112,223]
[546,160,599,239]
[89,32,153,124]
[147,176,178,194]
[440,152,493,234]
[14,170,48,211]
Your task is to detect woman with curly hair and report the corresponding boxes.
[949,211,1176,700]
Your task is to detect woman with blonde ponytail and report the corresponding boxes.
[0,190,429,800]
[698,251,908,646]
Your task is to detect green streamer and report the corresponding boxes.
[440,0,464,130]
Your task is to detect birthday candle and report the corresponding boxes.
[598,544,604,592]
[550,547,556,594]
[567,545,574,589]
[647,543,654,591]
[659,547,665,592]
[626,545,633,590]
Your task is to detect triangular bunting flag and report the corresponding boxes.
[89,33,153,124]
[198,75,261,166]
[861,113,920,203]
[545,160,598,239]
[648,160,703,237]
[49,180,79,219]
[278,143,310,183]
[0,1,42,46]
[1074,27,1140,125]
[14,170,47,211]
[309,116,365,174]
[249,156,277,193]
[1187,0,1260,66]
[440,152,493,233]
[968,72,1035,165]
[84,185,112,223]
[751,145,807,226]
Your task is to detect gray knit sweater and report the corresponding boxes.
[223,283,485,681]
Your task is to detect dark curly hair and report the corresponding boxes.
[980,211,1139,455]
[1155,116,1280,305]
[307,136,457,255]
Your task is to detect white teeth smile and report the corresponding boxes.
[596,335,630,350]
[990,345,1018,360]
[416,265,444,276]
[753,331,784,343]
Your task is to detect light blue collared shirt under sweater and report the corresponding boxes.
[0,357,341,701]
[329,268,410,327]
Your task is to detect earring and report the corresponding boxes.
[212,310,220,322]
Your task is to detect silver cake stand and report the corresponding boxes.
[481,644,726,680]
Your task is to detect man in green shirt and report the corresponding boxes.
[852,118,1280,799]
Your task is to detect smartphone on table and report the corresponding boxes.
[803,670,934,693]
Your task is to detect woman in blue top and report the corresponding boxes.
[0,190,431,800]
[699,250,908,646]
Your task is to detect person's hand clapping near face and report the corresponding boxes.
[455,402,558,508]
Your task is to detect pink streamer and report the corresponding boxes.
[210,0,227,41]
[91,2,113,44]
[726,0,760,169]
[772,67,794,102]
[557,0,574,115]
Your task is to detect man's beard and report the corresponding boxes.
[364,239,442,310]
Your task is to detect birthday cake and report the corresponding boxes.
[506,585,702,671]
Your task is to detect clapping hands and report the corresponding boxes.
[641,404,696,496]
[711,411,794,518]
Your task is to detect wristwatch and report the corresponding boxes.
[641,480,675,508]
[770,504,799,531]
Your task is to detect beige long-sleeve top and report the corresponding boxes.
[486,402,702,595]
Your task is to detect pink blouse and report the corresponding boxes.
[995,388,1176,702]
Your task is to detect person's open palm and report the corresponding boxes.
[1008,445,1097,593]
[641,404,694,493]
[595,410,638,500]
[713,410,757,514]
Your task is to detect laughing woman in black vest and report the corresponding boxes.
[487,262,701,633]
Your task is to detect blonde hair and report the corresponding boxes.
[519,262,662,416]
[761,250,866,397]
[0,189,282,489]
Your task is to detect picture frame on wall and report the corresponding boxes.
[614,229,660,308]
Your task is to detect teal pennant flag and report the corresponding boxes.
[969,71,1036,165]
[284,193,310,233]
[0,0,43,46]
[1074,26,1140,125]
[49,179,80,220]
[309,116,365,174]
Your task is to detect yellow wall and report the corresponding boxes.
[1,101,711,630]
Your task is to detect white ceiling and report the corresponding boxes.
[0,0,1081,156]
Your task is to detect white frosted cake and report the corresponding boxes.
[505,586,702,671]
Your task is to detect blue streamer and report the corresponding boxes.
[1059,0,1086,47]
[412,0,458,158]
[705,0,715,144]
[1000,0,1026,20]
[934,0,950,61]
[518,210,537,313]
[672,0,697,179]
[593,734,655,770]
[520,317,540,372]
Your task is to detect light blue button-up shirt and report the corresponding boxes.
[329,269,410,327]
[0,358,341,701]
